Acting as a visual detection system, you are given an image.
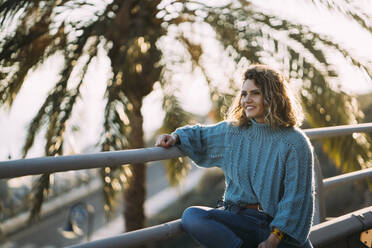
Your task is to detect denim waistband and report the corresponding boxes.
[218,200,259,211]
[217,200,245,210]
[217,200,272,220]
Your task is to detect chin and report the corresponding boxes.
[245,112,257,119]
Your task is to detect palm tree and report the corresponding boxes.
[1,0,371,236]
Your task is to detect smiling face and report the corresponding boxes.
[229,64,303,127]
[240,79,265,123]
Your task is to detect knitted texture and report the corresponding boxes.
[173,119,314,245]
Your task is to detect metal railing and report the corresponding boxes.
[68,220,183,248]
[0,147,184,179]
[0,122,371,248]
[66,205,372,248]
[1,123,371,179]
[309,206,372,247]
[323,167,372,190]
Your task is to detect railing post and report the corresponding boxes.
[313,154,326,224]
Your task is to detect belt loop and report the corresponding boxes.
[258,204,263,212]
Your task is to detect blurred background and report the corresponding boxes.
[0,0,371,247]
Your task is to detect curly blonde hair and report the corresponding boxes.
[228,64,304,127]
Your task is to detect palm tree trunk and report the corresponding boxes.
[123,101,146,233]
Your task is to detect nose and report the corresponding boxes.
[242,94,252,104]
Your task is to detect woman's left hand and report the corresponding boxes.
[258,233,280,248]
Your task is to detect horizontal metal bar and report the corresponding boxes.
[309,206,372,246]
[68,206,372,248]
[323,167,372,190]
[66,219,183,248]
[304,122,372,139]
[0,123,371,179]
[0,147,184,179]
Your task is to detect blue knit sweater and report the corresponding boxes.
[173,119,314,244]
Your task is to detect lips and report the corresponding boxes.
[244,105,255,110]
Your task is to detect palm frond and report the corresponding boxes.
[100,72,131,217]
[0,4,65,107]
[0,0,39,24]
[158,94,193,186]
[25,32,99,221]
[310,0,372,34]
[28,173,49,223]
[301,61,372,173]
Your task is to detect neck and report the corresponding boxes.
[252,118,265,124]
[251,118,267,125]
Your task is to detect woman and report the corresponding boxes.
[155,64,314,248]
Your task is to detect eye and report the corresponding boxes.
[241,91,247,97]
[252,91,261,95]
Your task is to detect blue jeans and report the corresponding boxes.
[181,206,313,248]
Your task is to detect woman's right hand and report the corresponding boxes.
[155,134,179,149]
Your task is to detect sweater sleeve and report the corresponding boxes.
[269,134,315,245]
[172,121,227,168]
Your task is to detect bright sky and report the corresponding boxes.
[1,0,372,162]
[251,0,372,94]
